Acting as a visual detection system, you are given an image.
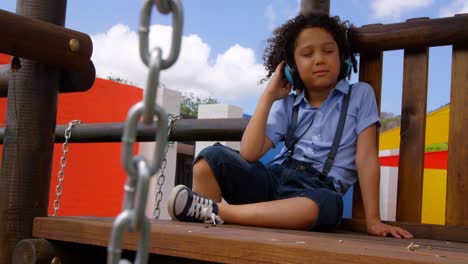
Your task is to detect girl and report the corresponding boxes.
[168,13,412,238]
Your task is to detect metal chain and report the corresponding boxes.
[53,120,82,216]
[153,115,180,219]
[108,1,183,263]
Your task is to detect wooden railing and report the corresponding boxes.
[351,16,467,227]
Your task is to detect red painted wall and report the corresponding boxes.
[379,150,448,170]
[0,53,142,216]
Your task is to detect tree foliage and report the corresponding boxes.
[106,75,218,118]
[107,74,135,86]
[181,93,219,117]
[380,112,401,132]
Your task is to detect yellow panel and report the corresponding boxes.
[379,105,450,151]
[379,127,400,150]
[425,106,449,145]
[421,169,447,225]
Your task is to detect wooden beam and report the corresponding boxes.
[32,217,468,264]
[354,50,383,219]
[396,48,429,223]
[350,15,468,52]
[0,9,92,70]
[446,44,468,226]
[300,0,330,15]
[0,61,96,97]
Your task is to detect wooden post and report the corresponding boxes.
[301,0,330,15]
[396,47,429,223]
[0,0,66,263]
[353,50,383,219]
[445,44,468,226]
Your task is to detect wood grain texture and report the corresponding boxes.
[0,60,96,97]
[446,45,468,226]
[341,219,468,243]
[0,9,92,70]
[350,15,468,52]
[300,0,330,15]
[354,51,383,219]
[32,217,468,264]
[0,2,64,263]
[397,48,429,223]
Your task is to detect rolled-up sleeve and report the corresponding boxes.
[355,83,381,135]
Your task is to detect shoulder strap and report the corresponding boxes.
[284,102,300,150]
[322,84,353,176]
[284,98,316,158]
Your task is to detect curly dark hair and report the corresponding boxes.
[262,13,357,89]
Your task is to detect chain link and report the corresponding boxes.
[108,1,183,263]
[153,115,180,219]
[53,120,82,216]
[139,0,183,124]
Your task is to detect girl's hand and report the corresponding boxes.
[264,61,292,102]
[367,220,413,238]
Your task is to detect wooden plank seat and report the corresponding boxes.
[33,216,468,263]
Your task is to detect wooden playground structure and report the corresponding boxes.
[0,0,467,263]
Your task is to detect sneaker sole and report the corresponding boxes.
[167,184,187,220]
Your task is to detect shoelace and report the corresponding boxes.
[201,208,224,225]
[187,194,224,225]
[187,195,212,220]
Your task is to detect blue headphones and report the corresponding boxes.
[284,64,295,86]
[284,29,354,87]
[284,56,353,88]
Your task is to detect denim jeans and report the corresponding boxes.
[195,143,343,231]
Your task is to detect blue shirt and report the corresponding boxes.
[265,80,380,194]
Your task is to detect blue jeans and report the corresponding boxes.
[194,143,343,231]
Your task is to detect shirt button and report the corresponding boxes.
[299,165,307,171]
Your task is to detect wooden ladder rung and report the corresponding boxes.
[32,216,468,264]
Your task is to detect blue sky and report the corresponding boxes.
[2,0,467,115]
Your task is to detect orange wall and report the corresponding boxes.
[0,54,9,63]
[0,54,142,216]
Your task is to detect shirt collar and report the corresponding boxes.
[292,79,350,106]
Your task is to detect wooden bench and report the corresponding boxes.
[4,3,468,264]
[29,217,468,263]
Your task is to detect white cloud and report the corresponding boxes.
[91,24,267,110]
[371,0,433,20]
[440,0,468,17]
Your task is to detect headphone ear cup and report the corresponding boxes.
[340,55,353,79]
[284,64,295,86]
[345,57,352,78]
[285,64,299,89]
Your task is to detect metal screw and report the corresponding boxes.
[69,39,80,52]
